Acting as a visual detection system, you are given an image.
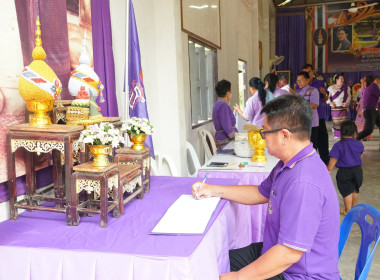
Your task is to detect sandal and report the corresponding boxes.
[340,209,347,216]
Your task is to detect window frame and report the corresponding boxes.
[188,36,218,129]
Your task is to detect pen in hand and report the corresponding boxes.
[201,172,209,189]
[194,173,209,199]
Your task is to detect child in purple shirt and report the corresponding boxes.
[328,120,364,215]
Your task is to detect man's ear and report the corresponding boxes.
[279,129,291,144]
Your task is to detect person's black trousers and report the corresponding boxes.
[229,243,287,280]
[310,126,318,151]
[357,109,380,140]
[317,119,329,165]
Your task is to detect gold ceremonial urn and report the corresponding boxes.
[89,145,111,167]
[248,131,267,163]
[18,17,62,127]
[129,134,147,151]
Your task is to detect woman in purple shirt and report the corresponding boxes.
[328,120,364,215]
[233,77,273,127]
[212,79,238,149]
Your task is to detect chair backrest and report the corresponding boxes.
[151,151,179,176]
[198,129,217,162]
[339,204,380,280]
[186,141,201,177]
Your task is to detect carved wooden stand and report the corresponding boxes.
[69,162,143,227]
[115,147,151,193]
[7,124,84,220]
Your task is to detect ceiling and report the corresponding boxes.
[272,0,371,8]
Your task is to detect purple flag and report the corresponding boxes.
[128,0,155,158]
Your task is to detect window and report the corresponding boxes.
[238,60,247,110]
[188,38,217,127]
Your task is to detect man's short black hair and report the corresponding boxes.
[297,71,310,80]
[261,94,312,141]
[301,64,314,71]
[215,79,231,98]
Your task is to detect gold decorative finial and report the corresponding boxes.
[32,17,46,61]
[35,17,42,47]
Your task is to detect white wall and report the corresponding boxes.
[110,0,275,175]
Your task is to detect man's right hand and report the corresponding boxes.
[191,181,212,200]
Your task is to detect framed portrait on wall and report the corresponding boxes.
[181,0,221,48]
[276,70,291,88]
[332,25,352,52]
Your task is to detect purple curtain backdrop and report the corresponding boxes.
[276,8,306,88]
[91,0,119,117]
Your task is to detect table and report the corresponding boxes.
[7,124,84,219]
[0,176,251,280]
[197,141,279,242]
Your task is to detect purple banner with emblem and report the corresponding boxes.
[128,0,154,158]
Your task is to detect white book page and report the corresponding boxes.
[151,194,221,235]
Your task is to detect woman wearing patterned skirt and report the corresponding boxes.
[327,74,351,138]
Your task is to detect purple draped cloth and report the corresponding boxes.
[276,8,306,87]
[91,0,119,117]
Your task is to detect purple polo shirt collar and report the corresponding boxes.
[281,143,315,170]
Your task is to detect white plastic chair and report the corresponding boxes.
[151,151,179,176]
[198,129,218,162]
[186,142,201,177]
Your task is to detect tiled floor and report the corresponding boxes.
[326,121,380,279]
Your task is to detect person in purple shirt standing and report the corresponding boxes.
[212,79,238,149]
[233,77,274,127]
[301,64,330,164]
[295,71,319,150]
[264,73,288,97]
[328,120,364,215]
[192,94,340,280]
[356,74,380,140]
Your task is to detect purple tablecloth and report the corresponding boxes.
[0,176,250,280]
[198,170,270,243]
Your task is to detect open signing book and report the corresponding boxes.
[151,194,221,235]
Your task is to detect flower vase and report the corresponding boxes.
[129,133,147,150]
[89,145,111,167]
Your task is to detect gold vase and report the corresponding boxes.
[248,131,267,163]
[89,145,111,167]
[129,133,147,150]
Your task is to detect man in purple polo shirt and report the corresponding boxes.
[295,71,319,150]
[301,64,329,165]
[357,74,380,140]
[192,94,340,280]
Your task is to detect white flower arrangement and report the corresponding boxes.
[121,117,154,138]
[78,122,124,148]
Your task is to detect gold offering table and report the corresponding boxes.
[70,162,143,227]
[115,147,151,193]
[7,124,84,220]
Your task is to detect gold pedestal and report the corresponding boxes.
[26,99,54,127]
